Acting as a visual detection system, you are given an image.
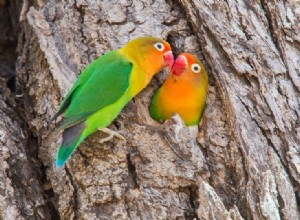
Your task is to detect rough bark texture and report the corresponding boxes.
[0,0,299,219]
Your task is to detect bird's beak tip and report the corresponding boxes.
[171,54,188,77]
[163,51,174,69]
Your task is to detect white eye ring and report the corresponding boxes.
[191,63,201,73]
[154,42,165,52]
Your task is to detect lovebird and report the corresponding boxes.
[50,37,174,167]
[149,53,208,126]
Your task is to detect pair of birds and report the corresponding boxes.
[50,36,208,167]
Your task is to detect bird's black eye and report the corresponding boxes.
[191,63,201,73]
[154,42,165,52]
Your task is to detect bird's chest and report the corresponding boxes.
[129,66,150,96]
[159,80,204,115]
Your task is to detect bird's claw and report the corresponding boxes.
[98,128,126,143]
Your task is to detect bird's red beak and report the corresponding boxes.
[163,51,174,69]
[171,55,188,76]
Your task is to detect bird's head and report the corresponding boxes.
[122,36,174,75]
[171,53,207,83]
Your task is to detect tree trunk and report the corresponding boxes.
[0,0,299,219]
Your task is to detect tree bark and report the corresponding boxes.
[0,0,299,219]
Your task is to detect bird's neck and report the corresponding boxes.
[119,48,160,83]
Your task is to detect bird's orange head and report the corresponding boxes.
[121,36,174,75]
[171,53,208,84]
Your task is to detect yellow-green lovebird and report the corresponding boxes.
[149,53,208,126]
[50,37,174,167]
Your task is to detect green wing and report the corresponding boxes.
[55,51,133,130]
[149,88,163,122]
[49,55,98,124]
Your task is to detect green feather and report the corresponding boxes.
[56,51,133,167]
[149,88,164,122]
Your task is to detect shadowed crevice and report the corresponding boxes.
[188,185,199,219]
[127,154,139,189]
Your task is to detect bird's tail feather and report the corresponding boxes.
[56,121,86,167]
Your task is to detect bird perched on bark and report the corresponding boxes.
[149,53,208,126]
[50,36,174,167]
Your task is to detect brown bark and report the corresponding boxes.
[0,2,52,219]
[0,0,299,219]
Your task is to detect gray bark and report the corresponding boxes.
[0,0,299,219]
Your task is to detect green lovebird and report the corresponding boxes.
[50,37,174,167]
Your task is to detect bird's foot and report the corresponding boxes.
[98,128,126,143]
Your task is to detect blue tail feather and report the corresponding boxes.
[56,122,85,167]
